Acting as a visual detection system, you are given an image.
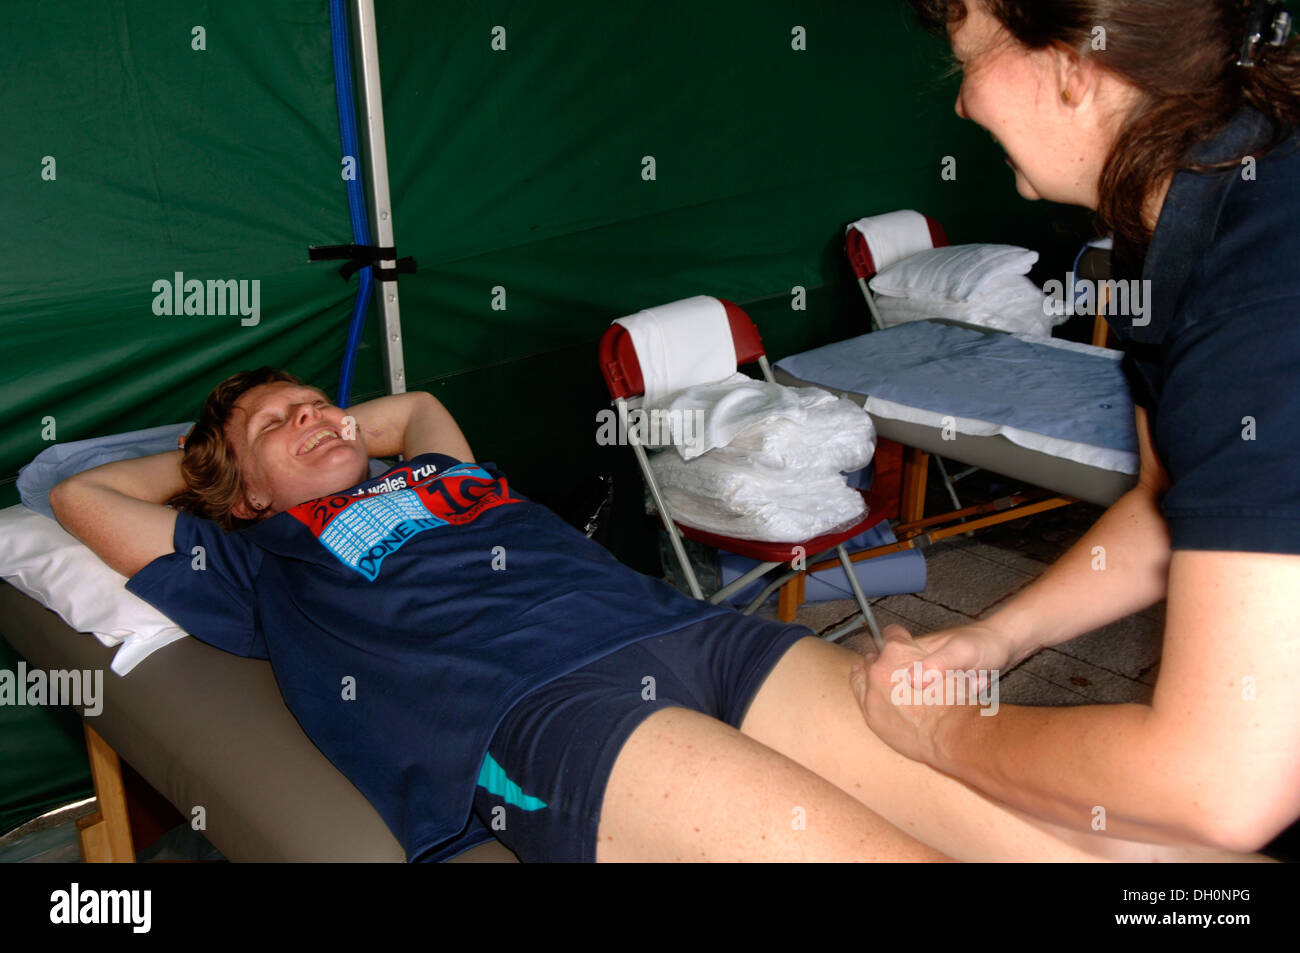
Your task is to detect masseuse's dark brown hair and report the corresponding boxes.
[910,0,1300,257]
[166,367,302,531]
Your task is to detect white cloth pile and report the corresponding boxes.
[646,377,876,542]
[610,295,875,542]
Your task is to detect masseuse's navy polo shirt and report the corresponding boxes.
[126,454,730,861]
[1106,106,1300,554]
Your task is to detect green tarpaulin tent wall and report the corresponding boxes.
[0,0,1091,837]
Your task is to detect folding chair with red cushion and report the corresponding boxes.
[598,296,890,645]
[846,210,949,331]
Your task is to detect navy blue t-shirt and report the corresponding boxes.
[1107,107,1300,554]
[125,454,730,861]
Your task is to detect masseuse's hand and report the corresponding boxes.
[849,623,999,767]
[898,620,1020,677]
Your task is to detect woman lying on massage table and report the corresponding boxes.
[850,0,1300,855]
[49,369,1258,862]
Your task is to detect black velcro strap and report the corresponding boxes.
[309,244,417,283]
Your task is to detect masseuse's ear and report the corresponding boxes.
[1050,42,1095,108]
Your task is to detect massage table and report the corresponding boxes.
[773,319,1140,554]
[0,578,517,862]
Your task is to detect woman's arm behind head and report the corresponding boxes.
[347,390,474,463]
[49,450,183,578]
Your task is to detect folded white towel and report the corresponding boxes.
[645,382,876,542]
[613,296,738,406]
[648,451,868,542]
[846,210,934,273]
[652,375,841,460]
[712,402,875,473]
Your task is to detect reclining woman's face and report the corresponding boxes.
[225,381,371,519]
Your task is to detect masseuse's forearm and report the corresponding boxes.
[933,701,1212,846]
[61,450,187,504]
[984,483,1171,660]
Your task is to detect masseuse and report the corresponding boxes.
[852,0,1300,853]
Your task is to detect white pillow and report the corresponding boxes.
[874,273,1061,337]
[0,504,188,676]
[869,243,1039,302]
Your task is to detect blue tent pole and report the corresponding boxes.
[329,0,374,409]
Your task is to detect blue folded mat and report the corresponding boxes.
[775,322,1136,455]
[17,424,194,519]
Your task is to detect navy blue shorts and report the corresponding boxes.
[470,612,812,862]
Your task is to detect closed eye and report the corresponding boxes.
[254,393,327,435]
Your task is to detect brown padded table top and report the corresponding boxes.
[0,579,516,862]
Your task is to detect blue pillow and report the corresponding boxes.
[19,424,397,519]
[18,424,194,519]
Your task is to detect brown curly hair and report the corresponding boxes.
[909,0,1300,258]
[166,367,303,531]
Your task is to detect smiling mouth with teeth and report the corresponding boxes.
[299,429,340,454]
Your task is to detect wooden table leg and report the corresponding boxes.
[901,447,930,524]
[76,723,136,863]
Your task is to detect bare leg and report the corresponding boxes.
[595,706,948,861]
[738,637,1268,862]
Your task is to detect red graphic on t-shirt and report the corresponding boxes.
[288,462,518,538]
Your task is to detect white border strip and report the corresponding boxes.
[863,395,1139,475]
